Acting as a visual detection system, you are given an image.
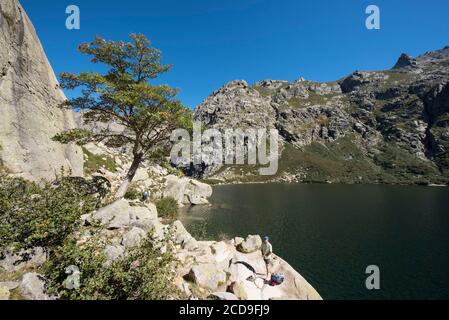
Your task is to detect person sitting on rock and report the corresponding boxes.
[262,236,273,278]
[142,191,150,203]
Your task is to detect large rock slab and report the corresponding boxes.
[129,203,159,232]
[237,235,262,253]
[104,245,125,266]
[187,264,227,292]
[91,199,131,229]
[0,0,83,181]
[163,175,212,205]
[164,175,189,204]
[232,280,263,300]
[121,227,147,248]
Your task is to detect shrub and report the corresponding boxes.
[156,197,179,219]
[124,186,141,200]
[0,175,98,253]
[161,161,185,177]
[45,234,181,300]
[189,221,210,241]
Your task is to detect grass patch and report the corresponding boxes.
[252,85,274,98]
[156,197,179,220]
[82,147,117,174]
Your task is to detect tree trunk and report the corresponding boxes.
[115,153,143,199]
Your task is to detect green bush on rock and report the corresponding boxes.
[0,175,98,253]
[45,234,181,300]
[156,197,179,220]
[124,185,141,200]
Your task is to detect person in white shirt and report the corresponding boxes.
[262,236,273,277]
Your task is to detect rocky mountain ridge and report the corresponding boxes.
[194,47,449,185]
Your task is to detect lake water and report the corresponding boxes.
[181,183,449,300]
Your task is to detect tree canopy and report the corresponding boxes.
[54,34,192,198]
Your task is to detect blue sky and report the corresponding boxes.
[21,0,449,108]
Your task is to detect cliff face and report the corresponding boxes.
[0,0,83,181]
[194,47,449,185]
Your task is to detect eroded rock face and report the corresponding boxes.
[195,80,277,129]
[0,0,83,181]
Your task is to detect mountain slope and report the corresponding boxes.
[194,47,449,185]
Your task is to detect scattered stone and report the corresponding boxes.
[121,227,147,248]
[63,265,81,290]
[0,247,47,272]
[211,241,234,270]
[188,194,209,205]
[164,175,189,204]
[19,273,54,300]
[133,168,150,182]
[104,245,125,266]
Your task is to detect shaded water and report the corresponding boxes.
[181,183,449,300]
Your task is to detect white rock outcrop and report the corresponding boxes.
[19,273,54,300]
[0,0,83,181]
[176,237,322,300]
[164,175,213,206]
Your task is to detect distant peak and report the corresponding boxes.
[223,80,248,89]
[393,53,417,70]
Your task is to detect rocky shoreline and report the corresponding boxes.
[0,197,322,301]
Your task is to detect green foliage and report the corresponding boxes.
[252,85,274,98]
[45,234,181,300]
[156,197,179,220]
[55,34,192,197]
[52,129,92,145]
[161,161,184,177]
[373,143,443,184]
[0,175,98,253]
[124,185,141,200]
[189,221,210,241]
[56,34,192,158]
[82,147,117,174]
[0,145,5,173]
